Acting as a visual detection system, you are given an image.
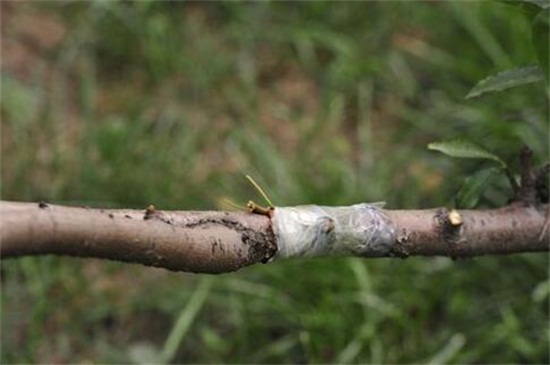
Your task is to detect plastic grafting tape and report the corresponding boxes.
[271,203,396,259]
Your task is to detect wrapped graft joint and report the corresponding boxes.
[271,203,396,259]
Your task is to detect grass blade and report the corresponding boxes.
[159,277,213,364]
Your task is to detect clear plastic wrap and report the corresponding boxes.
[271,203,395,259]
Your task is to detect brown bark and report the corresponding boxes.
[0,201,276,274]
[1,201,548,274]
[386,204,549,258]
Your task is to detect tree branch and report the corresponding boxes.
[1,201,548,274]
[0,201,276,274]
[386,204,549,258]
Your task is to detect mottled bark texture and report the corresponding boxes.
[386,204,549,258]
[0,201,276,274]
[1,201,548,273]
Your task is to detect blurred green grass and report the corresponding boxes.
[1,1,548,363]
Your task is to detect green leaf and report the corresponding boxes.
[428,139,507,168]
[525,0,550,9]
[532,8,550,84]
[455,167,501,209]
[465,66,544,99]
[499,0,549,19]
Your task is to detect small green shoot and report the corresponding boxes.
[245,175,275,216]
[246,200,273,216]
[218,176,275,216]
[246,175,274,207]
[220,197,248,211]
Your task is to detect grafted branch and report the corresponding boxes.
[1,201,548,274]
[0,202,276,274]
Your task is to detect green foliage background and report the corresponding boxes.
[1,2,548,363]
